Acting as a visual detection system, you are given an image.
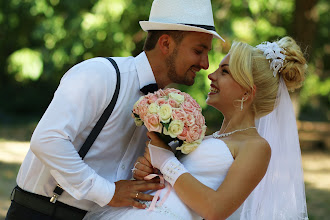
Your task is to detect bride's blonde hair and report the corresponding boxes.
[228,36,307,118]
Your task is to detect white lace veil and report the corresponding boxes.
[239,78,308,219]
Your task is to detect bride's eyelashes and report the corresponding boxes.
[221,69,229,75]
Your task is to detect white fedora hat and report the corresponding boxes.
[140,0,224,41]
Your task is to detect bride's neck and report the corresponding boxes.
[220,110,255,133]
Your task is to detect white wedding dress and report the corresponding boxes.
[83,137,239,220]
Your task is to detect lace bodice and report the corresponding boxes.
[83,137,234,220]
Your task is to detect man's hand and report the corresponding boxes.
[108,179,164,209]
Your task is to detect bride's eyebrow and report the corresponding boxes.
[220,64,229,68]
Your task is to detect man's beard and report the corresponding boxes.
[165,48,194,86]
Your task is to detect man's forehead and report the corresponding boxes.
[196,43,212,51]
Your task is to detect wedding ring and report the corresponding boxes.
[135,192,139,198]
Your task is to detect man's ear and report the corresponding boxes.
[157,34,174,55]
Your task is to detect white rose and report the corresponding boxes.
[134,117,143,126]
[169,92,184,104]
[148,103,160,114]
[176,141,199,154]
[167,120,184,138]
[197,125,207,142]
[158,104,172,123]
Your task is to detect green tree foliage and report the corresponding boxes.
[0,0,329,126]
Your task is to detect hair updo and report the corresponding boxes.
[229,36,307,118]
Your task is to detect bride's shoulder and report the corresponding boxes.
[241,136,271,159]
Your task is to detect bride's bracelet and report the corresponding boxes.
[160,157,188,186]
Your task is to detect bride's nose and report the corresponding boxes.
[208,72,216,81]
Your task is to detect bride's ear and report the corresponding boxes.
[243,85,256,102]
[251,85,257,99]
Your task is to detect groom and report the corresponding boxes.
[6,0,223,219]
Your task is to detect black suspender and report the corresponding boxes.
[78,58,121,159]
[50,57,121,203]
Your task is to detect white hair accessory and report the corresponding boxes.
[256,42,286,77]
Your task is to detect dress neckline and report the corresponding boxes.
[210,137,235,160]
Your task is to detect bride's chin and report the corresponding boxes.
[206,94,216,104]
[205,99,213,107]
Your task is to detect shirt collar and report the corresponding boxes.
[134,51,156,90]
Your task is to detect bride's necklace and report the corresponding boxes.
[212,126,256,138]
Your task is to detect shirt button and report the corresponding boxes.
[121,165,125,169]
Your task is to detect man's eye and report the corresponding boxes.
[195,50,202,55]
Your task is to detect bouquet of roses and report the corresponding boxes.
[132,88,206,154]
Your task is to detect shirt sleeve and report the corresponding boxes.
[30,58,117,207]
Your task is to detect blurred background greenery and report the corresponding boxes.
[0,0,329,127]
[0,0,329,219]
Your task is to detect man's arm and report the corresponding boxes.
[31,58,163,208]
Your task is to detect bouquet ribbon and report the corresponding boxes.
[144,174,171,211]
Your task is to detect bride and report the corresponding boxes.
[83,36,308,220]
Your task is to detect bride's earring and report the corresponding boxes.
[240,95,248,111]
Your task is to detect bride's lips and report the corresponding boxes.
[208,84,220,95]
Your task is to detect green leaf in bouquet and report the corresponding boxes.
[156,132,175,145]
[162,122,170,131]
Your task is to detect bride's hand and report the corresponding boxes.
[147,131,172,151]
[132,156,158,180]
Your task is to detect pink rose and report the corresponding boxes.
[177,126,188,141]
[181,100,195,114]
[172,109,187,121]
[145,94,158,104]
[190,99,202,112]
[164,88,181,95]
[185,114,195,126]
[156,98,167,106]
[144,113,162,133]
[137,97,148,109]
[185,97,202,112]
[155,89,166,98]
[133,105,139,115]
[194,110,205,126]
[138,105,149,121]
[168,98,180,108]
[186,125,203,143]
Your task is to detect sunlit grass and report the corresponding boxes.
[0,139,329,219]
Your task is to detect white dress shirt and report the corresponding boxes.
[16,52,156,211]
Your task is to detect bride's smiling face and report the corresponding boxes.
[206,54,246,112]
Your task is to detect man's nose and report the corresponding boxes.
[200,54,209,70]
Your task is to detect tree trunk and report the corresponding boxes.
[291,0,318,56]
[290,0,319,118]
